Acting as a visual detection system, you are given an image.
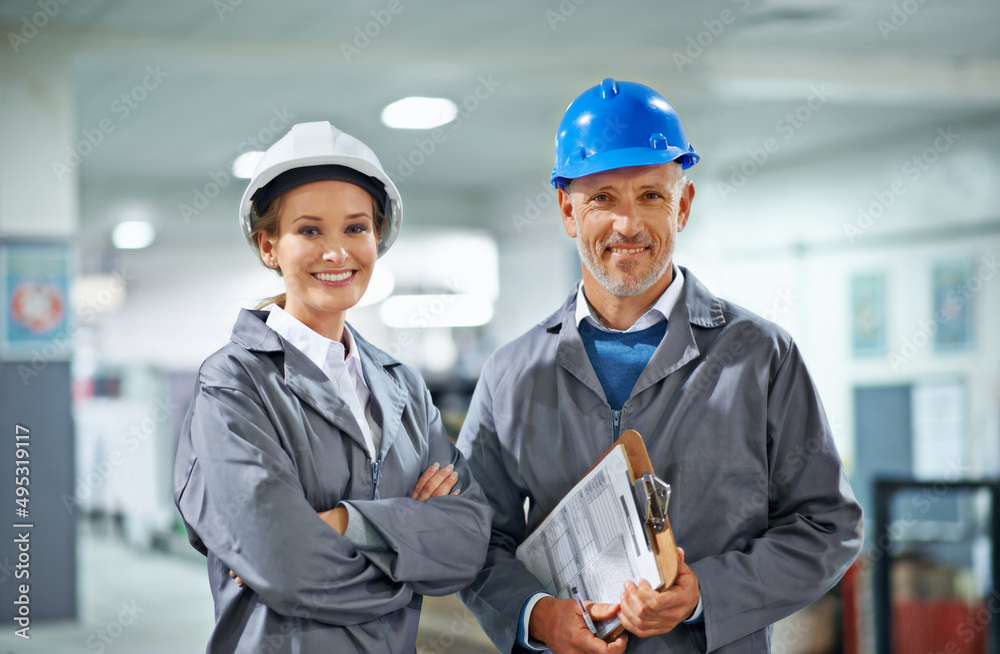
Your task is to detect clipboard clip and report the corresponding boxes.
[633,472,671,534]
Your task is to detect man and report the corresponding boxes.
[457,78,863,653]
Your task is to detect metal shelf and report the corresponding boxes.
[873,478,1000,654]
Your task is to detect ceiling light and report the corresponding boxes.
[232,151,264,179]
[112,221,156,249]
[72,275,126,313]
[378,294,493,328]
[381,97,458,129]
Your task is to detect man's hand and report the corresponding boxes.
[618,547,701,638]
[528,597,628,654]
[411,462,460,500]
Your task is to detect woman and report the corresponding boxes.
[173,121,493,653]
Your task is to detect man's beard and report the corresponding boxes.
[575,230,671,298]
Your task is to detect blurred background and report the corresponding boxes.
[0,1,998,652]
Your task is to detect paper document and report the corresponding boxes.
[516,445,660,639]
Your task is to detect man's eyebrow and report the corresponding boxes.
[581,183,671,193]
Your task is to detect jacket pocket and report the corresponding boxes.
[687,622,707,653]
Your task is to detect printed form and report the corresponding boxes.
[516,445,660,639]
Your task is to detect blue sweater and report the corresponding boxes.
[578,320,667,411]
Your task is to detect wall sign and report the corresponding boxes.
[0,240,74,361]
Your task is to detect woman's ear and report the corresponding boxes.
[258,231,277,268]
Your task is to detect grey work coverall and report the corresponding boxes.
[457,267,863,653]
[174,309,493,653]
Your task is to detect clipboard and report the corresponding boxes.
[590,429,678,640]
[515,429,678,642]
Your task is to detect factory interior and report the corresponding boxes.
[0,1,999,652]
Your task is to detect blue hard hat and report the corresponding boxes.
[551,78,699,188]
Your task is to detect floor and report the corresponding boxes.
[0,520,498,654]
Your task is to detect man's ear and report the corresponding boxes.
[676,181,695,232]
[558,187,578,238]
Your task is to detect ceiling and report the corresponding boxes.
[1,0,999,260]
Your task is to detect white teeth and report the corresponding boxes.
[611,247,645,254]
[315,271,352,282]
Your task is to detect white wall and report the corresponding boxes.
[676,115,1000,474]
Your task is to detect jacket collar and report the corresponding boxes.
[679,266,726,329]
[230,309,405,459]
[541,266,724,332]
[549,266,725,400]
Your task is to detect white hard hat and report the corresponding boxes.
[239,121,402,256]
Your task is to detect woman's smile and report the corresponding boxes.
[313,270,356,285]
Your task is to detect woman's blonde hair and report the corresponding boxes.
[250,187,386,310]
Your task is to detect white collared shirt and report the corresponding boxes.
[265,306,381,459]
[574,265,685,333]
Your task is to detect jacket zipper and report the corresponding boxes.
[372,462,390,653]
[612,408,622,441]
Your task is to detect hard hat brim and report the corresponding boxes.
[551,146,699,188]
[240,154,402,257]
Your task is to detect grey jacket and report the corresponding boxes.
[457,268,863,653]
[174,309,493,653]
